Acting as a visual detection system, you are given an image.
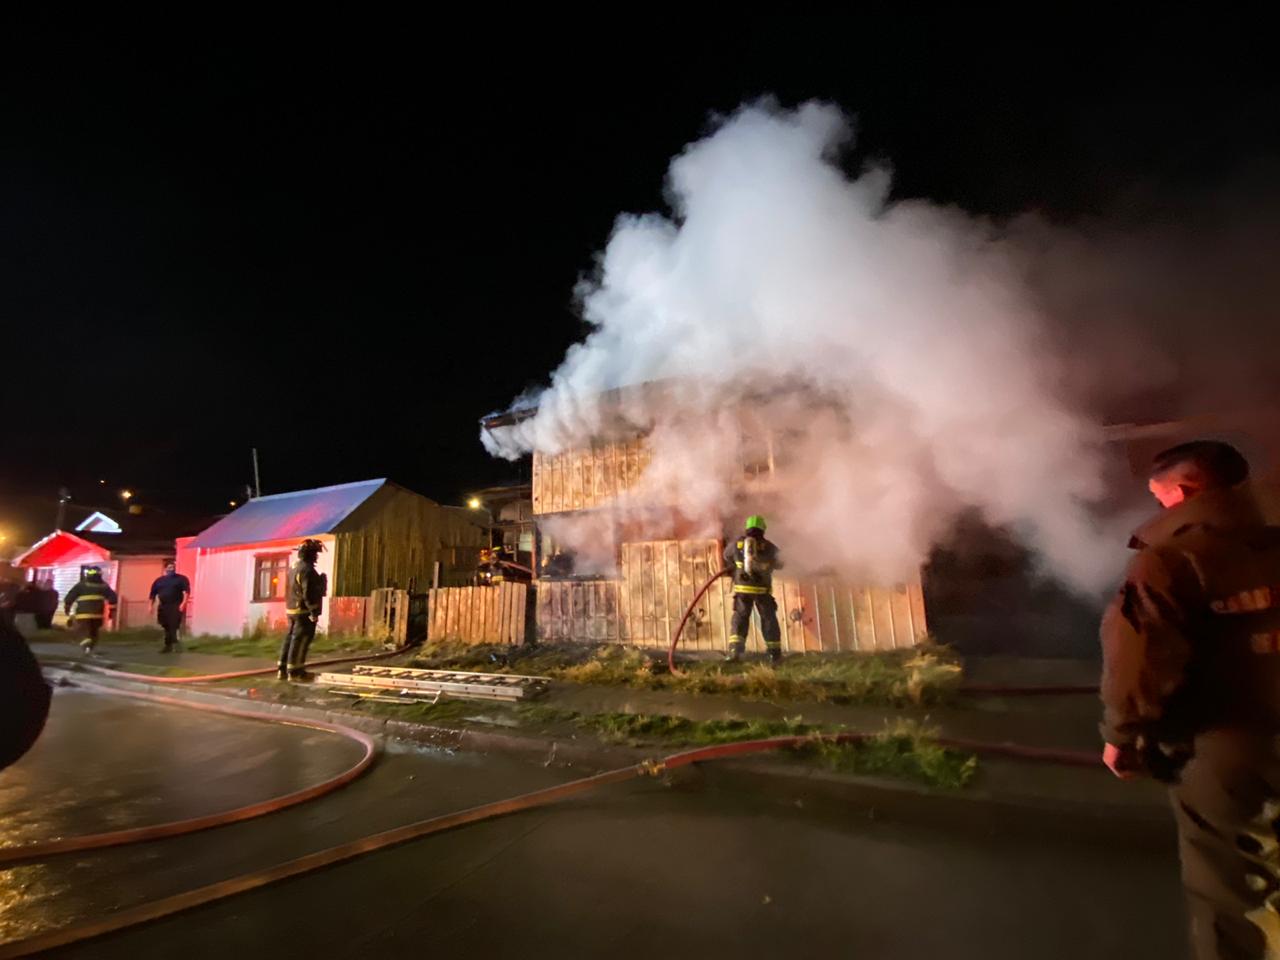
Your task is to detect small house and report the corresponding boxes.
[186,479,486,637]
[15,529,182,628]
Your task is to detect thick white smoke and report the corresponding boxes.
[484,100,1128,591]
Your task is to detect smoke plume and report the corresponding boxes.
[483,100,1271,593]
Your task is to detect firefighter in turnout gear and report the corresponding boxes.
[723,515,783,664]
[1100,441,1280,959]
[278,539,327,681]
[64,566,119,653]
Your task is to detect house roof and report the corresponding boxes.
[190,479,390,549]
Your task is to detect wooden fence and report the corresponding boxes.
[535,539,926,653]
[368,588,411,645]
[427,581,528,645]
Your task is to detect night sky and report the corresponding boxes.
[2,19,1277,528]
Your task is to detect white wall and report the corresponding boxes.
[191,537,337,637]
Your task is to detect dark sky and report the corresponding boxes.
[2,18,1277,520]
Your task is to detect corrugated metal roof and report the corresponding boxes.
[191,479,388,549]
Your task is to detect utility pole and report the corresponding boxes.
[55,487,71,530]
[251,448,262,499]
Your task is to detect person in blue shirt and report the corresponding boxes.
[149,561,192,653]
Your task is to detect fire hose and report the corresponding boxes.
[0,645,415,862]
[0,703,1097,959]
[0,681,377,866]
[667,569,731,676]
[53,644,412,685]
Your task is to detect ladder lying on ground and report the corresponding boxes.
[315,664,551,704]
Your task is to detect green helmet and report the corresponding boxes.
[744,515,767,533]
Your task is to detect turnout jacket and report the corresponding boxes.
[286,561,327,618]
[1101,486,1280,760]
[723,535,783,595]
[64,579,118,620]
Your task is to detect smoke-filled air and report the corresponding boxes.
[483,100,1135,593]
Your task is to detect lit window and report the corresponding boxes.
[252,554,290,602]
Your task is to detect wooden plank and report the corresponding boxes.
[889,582,913,649]
[482,586,495,644]
[581,447,595,511]
[569,580,586,642]
[870,586,896,651]
[852,586,876,651]
[516,582,527,645]
[601,443,617,506]
[907,578,928,644]
[531,451,543,514]
[625,440,640,495]
[617,545,631,642]
[815,582,839,653]
[704,542,728,652]
[832,584,854,653]
[568,450,582,513]
[503,584,514,645]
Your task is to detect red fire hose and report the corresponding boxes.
[667,569,730,676]
[0,681,377,866]
[0,722,1098,958]
[58,645,411,685]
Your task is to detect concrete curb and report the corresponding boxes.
[42,663,1174,843]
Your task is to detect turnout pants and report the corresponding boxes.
[728,593,781,657]
[1172,729,1280,959]
[157,603,183,649]
[279,614,317,676]
[77,617,102,647]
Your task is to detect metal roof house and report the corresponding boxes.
[184,479,486,637]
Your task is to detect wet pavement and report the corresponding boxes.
[1,687,1188,958]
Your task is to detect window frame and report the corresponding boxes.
[252,553,291,603]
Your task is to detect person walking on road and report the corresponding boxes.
[64,565,118,654]
[149,561,191,653]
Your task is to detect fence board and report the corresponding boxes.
[427,582,528,645]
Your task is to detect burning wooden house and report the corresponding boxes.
[451,386,927,654]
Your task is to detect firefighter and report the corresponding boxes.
[278,539,327,681]
[63,566,118,653]
[149,560,191,653]
[1100,440,1280,959]
[723,515,783,664]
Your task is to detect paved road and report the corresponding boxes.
[1,688,1188,958]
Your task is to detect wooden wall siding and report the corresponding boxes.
[531,437,652,515]
[540,539,927,652]
[535,580,623,643]
[428,581,528,645]
[333,485,486,596]
[327,596,368,635]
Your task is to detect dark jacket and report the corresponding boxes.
[64,577,118,620]
[286,561,326,618]
[149,572,191,607]
[723,534,783,595]
[1100,485,1280,760]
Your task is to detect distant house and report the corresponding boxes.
[15,529,181,628]
[186,479,486,637]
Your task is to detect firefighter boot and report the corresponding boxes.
[276,635,291,681]
[766,646,783,667]
[724,639,744,663]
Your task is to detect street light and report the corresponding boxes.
[120,490,134,502]
[467,497,482,510]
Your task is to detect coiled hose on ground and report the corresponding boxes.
[0,696,1097,959]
